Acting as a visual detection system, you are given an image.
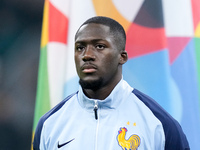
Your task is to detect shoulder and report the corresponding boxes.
[32,92,77,150]
[132,89,190,150]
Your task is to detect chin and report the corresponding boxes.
[79,78,103,90]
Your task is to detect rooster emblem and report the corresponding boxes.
[117,127,140,150]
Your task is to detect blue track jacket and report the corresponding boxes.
[33,79,189,150]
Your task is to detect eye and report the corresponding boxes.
[76,45,85,52]
[95,44,105,50]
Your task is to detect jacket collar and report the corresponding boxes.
[77,79,133,110]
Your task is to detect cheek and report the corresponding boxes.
[75,53,81,64]
[74,55,81,72]
[101,54,119,72]
[105,53,120,66]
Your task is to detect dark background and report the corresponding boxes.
[0,0,44,149]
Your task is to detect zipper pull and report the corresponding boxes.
[94,100,98,120]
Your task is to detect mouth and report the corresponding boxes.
[81,63,97,73]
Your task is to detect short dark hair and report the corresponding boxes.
[75,16,126,51]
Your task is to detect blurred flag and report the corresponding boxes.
[32,0,200,149]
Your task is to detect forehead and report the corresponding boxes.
[75,23,112,42]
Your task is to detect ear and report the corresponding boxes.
[119,50,128,65]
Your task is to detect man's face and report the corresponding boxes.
[74,23,123,90]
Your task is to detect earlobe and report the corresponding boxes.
[119,50,128,65]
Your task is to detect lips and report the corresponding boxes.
[81,63,97,73]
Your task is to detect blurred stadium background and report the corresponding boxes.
[0,0,44,149]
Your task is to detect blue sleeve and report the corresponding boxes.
[32,93,77,150]
[132,89,190,150]
[33,115,47,150]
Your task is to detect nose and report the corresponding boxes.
[82,45,95,61]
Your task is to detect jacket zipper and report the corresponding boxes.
[94,100,99,150]
[94,100,98,120]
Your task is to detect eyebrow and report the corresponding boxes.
[75,39,108,44]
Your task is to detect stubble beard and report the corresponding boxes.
[79,77,103,91]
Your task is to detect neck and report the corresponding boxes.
[83,77,121,100]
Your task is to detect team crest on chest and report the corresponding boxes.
[117,127,140,150]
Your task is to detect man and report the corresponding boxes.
[33,16,189,150]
